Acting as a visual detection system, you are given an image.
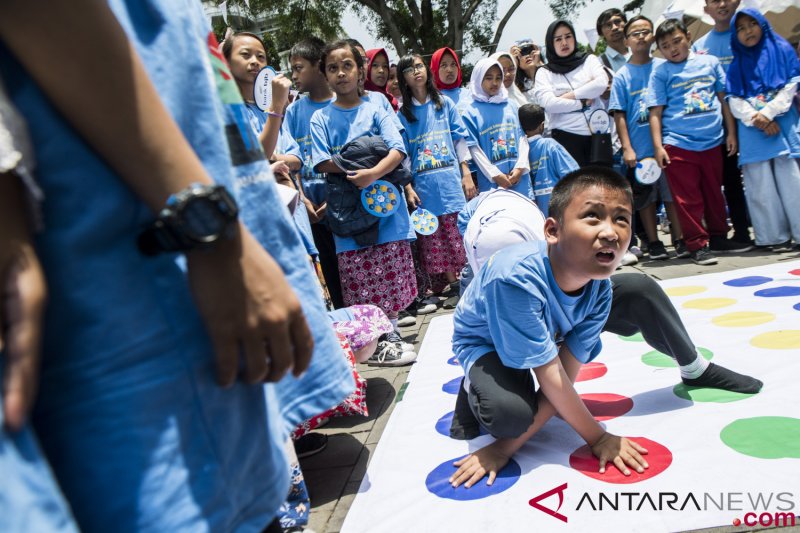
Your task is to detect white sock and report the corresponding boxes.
[680,351,710,379]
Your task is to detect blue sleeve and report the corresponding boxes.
[447,97,470,142]
[310,110,331,170]
[647,65,667,108]
[278,124,302,159]
[564,282,612,363]
[712,57,726,92]
[375,92,405,133]
[608,73,627,112]
[376,107,407,156]
[460,106,480,147]
[484,279,558,369]
[551,141,580,176]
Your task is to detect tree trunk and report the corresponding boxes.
[489,0,525,54]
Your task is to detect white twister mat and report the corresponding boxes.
[342,260,800,533]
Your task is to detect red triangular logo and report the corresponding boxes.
[529,483,568,523]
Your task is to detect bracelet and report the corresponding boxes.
[267,111,284,118]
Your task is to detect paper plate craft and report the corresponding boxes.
[361,180,400,218]
[635,158,661,185]
[253,66,277,112]
[589,109,611,134]
[411,208,439,235]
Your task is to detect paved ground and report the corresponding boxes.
[302,244,800,533]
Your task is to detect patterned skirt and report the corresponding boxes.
[418,212,467,274]
[337,240,417,314]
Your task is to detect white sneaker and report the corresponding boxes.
[384,330,414,352]
[416,302,438,315]
[620,251,639,266]
[396,310,416,327]
[367,341,417,367]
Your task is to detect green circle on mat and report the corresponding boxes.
[619,333,645,342]
[641,347,713,368]
[673,383,755,403]
[721,417,800,459]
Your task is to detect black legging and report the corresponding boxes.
[552,128,592,167]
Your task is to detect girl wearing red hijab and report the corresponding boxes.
[430,47,469,107]
[365,48,399,111]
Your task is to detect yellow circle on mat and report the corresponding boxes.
[751,330,800,349]
[712,311,775,327]
[665,286,708,296]
[683,297,737,310]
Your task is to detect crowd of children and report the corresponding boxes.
[1,0,797,531]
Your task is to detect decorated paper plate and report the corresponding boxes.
[635,158,661,185]
[411,208,439,235]
[589,109,611,134]
[361,180,400,217]
[253,66,277,112]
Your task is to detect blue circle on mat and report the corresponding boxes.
[447,355,459,366]
[723,276,773,287]
[794,303,800,312]
[425,456,521,500]
[754,286,800,298]
[442,376,462,394]
[435,411,488,438]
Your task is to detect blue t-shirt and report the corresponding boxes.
[0,1,352,530]
[647,53,726,151]
[452,240,611,375]
[399,96,468,216]
[243,102,302,160]
[441,87,471,111]
[284,95,332,206]
[310,100,414,253]
[693,29,734,73]
[365,90,404,133]
[735,92,800,165]
[461,100,531,196]
[527,135,579,216]
[610,58,665,160]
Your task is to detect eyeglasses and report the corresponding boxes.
[402,64,426,75]
[627,29,652,39]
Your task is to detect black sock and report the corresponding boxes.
[450,379,480,440]
[682,363,763,394]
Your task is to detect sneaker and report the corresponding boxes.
[647,240,669,260]
[629,245,644,259]
[414,297,438,315]
[367,340,417,367]
[619,250,639,267]
[441,280,460,297]
[709,236,754,254]
[732,231,755,246]
[420,295,441,306]
[442,294,459,309]
[295,433,328,459]
[397,309,416,327]
[674,239,690,258]
[383,329,414,352]
[771,240,794,253]
[691,246,718,265]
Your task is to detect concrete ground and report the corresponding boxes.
[301,243,800,533]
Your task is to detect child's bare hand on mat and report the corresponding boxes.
[590,432,649,475]
[449,445,511,488]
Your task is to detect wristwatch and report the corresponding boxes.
[137,183,239,256]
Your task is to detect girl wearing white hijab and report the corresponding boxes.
[461,57,531,197]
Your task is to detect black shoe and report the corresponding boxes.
[442,295,459,309]
[771,240,794,253]
[732,232,755,246]
[647,240,669,260]
[691,246,718,265]
[397,309,417,327]
[709,236,755,254]
[674,239,690,258]
[295,433,328,459]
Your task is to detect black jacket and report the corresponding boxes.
[325,135,411,247]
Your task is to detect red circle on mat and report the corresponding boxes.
[576,362,608,382]
[791,269,800,276]
[581,393,634,421]
[569,437,672,484]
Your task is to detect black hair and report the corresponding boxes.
[596,8,627,37]
[289,36,326,65]
[344,38,365,52]
[396,54,443,123]
[655,18,689,45]
[548,166,633,225]
[518,104,545,133]
[320,40,365,95]
[624,15,654,37]
[221,32,267,62]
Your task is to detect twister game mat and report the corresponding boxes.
[342,261,800,532]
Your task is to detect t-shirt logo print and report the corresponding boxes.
[683,83,716,116]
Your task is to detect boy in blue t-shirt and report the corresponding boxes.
[648,18,752,266]
[518,103,579,214]
[448,167,650,489]
[609,15,684,261]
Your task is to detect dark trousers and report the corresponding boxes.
[721,144,750,239]
[311,222,344,309]
[552,129,592,167]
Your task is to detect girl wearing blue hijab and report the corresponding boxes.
[726,8,800,250]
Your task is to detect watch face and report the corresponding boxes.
[179,197,228,242]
